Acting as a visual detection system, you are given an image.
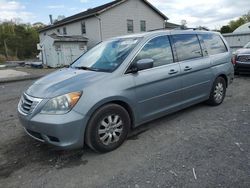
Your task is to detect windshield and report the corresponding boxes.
[71,37,141,72]
[244,42,250,48]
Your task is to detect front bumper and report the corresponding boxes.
[18,110,88,150]
[235,61,250,74]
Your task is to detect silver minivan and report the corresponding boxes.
[18,30,234,152]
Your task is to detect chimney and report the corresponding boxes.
[49,15,53,24]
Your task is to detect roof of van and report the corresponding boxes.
[110,29,219,40]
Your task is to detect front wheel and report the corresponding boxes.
[85,104,131,153]
[207,77,226,106]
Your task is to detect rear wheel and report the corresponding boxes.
[85,104,130,153]
[207,77,226,106]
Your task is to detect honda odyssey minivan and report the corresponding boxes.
[18,30,234,152]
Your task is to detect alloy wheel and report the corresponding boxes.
[214,82,224,103]
[98,114,123,146]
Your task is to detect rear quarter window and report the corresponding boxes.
[198,34,228,55]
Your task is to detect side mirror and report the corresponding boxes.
[137,59,154,71]
[127,58,154,74]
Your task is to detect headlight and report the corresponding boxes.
[41,92,82,114]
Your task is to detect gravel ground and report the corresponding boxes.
[0,76,249,188]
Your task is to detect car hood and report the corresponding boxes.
[235,48,250,55]
[26,68,109,98]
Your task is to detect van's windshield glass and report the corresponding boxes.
[71,37,141,72]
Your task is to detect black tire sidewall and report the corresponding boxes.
[85,104,131,153]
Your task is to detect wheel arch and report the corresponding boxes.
[85,97,136,129]
[217,74,228,88]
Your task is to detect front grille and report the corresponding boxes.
[237,55,250,62]
[18,93,42,115]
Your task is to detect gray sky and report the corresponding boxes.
[148,0,250,29]
[0,0,249,29]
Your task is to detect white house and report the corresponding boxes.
[39,0,178,47]
[38,0,178,67]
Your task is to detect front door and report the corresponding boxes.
[130,35,182,123]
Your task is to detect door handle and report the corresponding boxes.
[184,66,192,71]
[169,69,178,75]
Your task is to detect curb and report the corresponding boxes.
[0,75,43,84]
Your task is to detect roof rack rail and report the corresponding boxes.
[148,28,167,32]
[174,27,210,31]
[147,26,210,32]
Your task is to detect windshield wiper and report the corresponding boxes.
[72,66,112,73]
[73,66,101,72]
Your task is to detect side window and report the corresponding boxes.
[199,34,228,55]
[172,34,202,61]
[133,36,174,68]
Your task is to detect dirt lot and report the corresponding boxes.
[0,76,249,188]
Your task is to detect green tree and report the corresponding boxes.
[220,25,233,33]
[229,17,246,31]
[0,22,41,60]
[220,10,250,33]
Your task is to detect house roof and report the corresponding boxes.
[39,0,168,33]
[49,33,88,42]
[165,22,180,29]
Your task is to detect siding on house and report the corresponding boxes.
[39,0,168,48]
[99,0,165,39]
[39,17,101,48]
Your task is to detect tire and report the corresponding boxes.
[207,77,226,106]
[85,104,131,153]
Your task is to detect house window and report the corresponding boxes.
[81,21,86,34]
[57,28,60,34]
[43,32,46,36]
[140,20,146,32]
[63,27,67,35]
[127,20,134,33]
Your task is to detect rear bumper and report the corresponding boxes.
[18,110,88,150]
[235,61,250,73]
